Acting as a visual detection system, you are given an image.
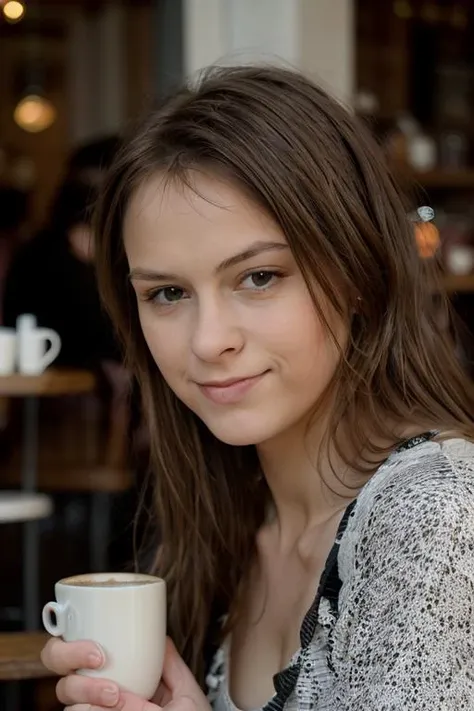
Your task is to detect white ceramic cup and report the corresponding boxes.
[0,328,16,376]
[16,313,61,375]
[42,572,166,699]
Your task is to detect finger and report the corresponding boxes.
[114,691,158,711]
[56,674,119,707]
[41,638,105,675]
[65,703,157,711]
[157,696,198,711]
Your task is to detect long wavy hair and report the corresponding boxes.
[94,65,474,682]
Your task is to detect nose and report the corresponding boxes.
[191,296,244,362]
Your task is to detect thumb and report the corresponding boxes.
[161,638,198,695]
[162,638,208,708]
[114,691,159,711]
[157,698,198,711]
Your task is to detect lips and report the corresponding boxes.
[197,372,267,405]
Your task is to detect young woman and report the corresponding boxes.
[41,65,474,711]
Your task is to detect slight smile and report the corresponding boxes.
[197,372,269,405]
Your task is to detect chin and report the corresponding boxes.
[210,430,262,447]
[202,415,283,447]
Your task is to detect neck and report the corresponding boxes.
[257,416,420,537]
[256,417,357,535]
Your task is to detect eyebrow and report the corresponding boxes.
[128,240,289,282]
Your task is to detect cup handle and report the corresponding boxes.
[42,601,68,636]
[37,329,62,370]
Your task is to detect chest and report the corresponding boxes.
[228,525,339,710]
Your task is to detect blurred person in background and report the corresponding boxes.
[3,136,122,373]
[1,137,138,576]
[2,136,132,449]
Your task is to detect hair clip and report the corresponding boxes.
[409,206,435,223]
[416,206,435,223]
[411,206,439,258]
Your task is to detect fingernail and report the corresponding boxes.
[88,651,104,668]
[101,686,119,705]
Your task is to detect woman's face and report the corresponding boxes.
[124,172,347,447]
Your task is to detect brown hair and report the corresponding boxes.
[94,65,474,682]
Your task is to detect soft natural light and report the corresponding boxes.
[13,94,57,133]
[3,0,25,23]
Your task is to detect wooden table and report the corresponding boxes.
[0,370,95,398]
[0,369,96,630]
[0,632,52,681]
[0,631,55,711]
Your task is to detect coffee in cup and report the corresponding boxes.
[42,572,166,699]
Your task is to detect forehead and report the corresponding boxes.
[123,171,285,262]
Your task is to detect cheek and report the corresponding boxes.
[262,299,343,385]
[138,310,185,382]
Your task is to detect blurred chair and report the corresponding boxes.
[0,384,132,711]
[1,386,133,574]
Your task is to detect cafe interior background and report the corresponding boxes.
[0,0,473,708]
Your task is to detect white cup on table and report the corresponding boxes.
[42,572,166,699]
[16,313,61,375]
[0,328,16,375]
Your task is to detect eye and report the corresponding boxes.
[149,286,188,305]
[240,270,281,290]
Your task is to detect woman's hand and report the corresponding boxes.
[152,638,211,711]
[40,636,211,711]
